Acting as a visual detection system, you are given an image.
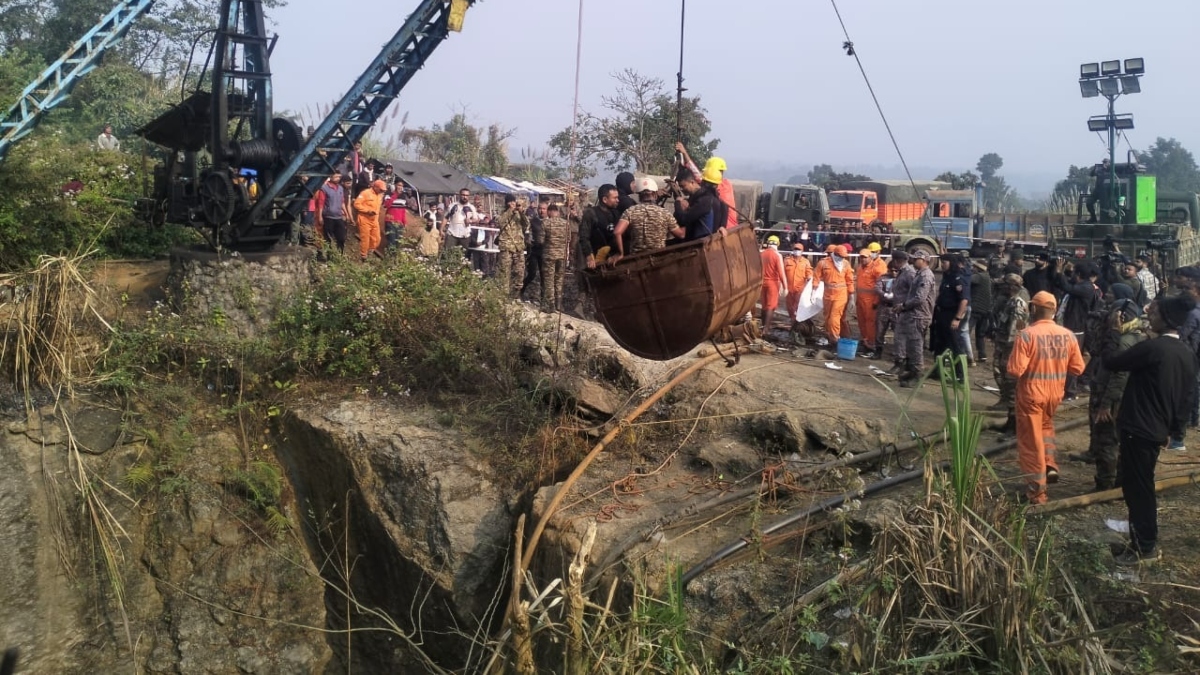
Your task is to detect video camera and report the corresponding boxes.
[1145,238,1180,251]
[1096,251,1132,266]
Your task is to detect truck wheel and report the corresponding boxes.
[906,242,936,259]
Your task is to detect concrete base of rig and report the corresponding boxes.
[165,246,313,337]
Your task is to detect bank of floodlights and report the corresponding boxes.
[1079,58,1142,133]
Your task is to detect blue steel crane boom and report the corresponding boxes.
[248,0,477,230]
[0,0,157,163]
[136,0,478,250]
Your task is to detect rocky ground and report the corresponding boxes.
[3,257,1198,672]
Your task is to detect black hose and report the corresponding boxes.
[679,417,1088,587]
[587,422,998,590]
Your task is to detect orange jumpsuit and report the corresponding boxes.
[784,255,813,320]
[813,256,855,341]
[1006,319,1086,503]
[760,247,787,327]
[855,255,889,348]
[354,188,383,260]
[718,178,738,230]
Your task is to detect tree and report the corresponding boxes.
[973,153,1013,211]
[976,153,1003,182]
[1140,137,1200,193]
[400,111,515,176]
[804,164,871,190]
[546,68,718,178]
[933,170,979,190]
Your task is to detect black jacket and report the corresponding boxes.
[1023,265,1060,297]
[1060,279,1101,332]
[1105,335,1198,444]
[578,204,618,258]
[674,184,722,242]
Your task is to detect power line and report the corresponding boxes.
[828,0,922,204]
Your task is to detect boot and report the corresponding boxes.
[998,412,1017,435]
[886,359,905,376]
[870,346,884,360]
[898,365,921,388]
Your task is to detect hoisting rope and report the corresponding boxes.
[675,0,686,147]
[551,0,586,363]
[828,0,924,216]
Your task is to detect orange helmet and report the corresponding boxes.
[834,245,848,257]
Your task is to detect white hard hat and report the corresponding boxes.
[636,177,659,193]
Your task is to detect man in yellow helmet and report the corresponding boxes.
[676,142,738,230]
[856,242,889,353]
[760,235,788,331]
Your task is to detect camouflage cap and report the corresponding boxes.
[1003,273,1023,286]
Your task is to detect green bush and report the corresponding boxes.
[275,253,529,396]
[0,134,189,269]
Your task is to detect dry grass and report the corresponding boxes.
[852,491,1113,673]
[0,251,113,400]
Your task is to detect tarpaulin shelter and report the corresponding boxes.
[383,159,490,197]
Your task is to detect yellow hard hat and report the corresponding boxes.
[704,156,728,173]
[868,242,882,252]
[702,166,723,184]
[766,235,780,246]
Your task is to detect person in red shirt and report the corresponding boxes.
[1006,291,1086,504]
[383,189,409,251]
[760,236,788,331]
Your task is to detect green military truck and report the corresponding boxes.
[923,164,1200,272]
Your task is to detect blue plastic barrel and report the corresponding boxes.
[837,338,859,361]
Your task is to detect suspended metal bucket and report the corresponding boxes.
[583,225,763,360]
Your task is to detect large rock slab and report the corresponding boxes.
[281,399,513,670]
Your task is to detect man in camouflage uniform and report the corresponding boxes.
[886,252,914,372]
[541,203,571,312]
[896,250,936,387]
[989,273,1030,428]
[610,177,675,262]
[496,195,529,298]
[1078,288,1145,490]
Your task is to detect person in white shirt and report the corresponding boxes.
[1135,253,1161,302]
[445,188,479,256]
[423,202,441,233]
[97,125,120,151]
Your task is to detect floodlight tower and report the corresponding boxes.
[1079,58,1144,214]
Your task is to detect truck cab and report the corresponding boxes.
[828,190,877,228]
[763,184,829,226]
[924,188,980,252]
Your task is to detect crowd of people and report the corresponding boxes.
[765,240,1198,565]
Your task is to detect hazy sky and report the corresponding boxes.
[268,0,1200,187]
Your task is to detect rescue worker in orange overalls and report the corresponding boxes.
[353,179,386,262]
[760,235,788,331]
[784,242,812,324]
[1006,291,1086,504]
[855,242,889,353]
[813,244,855,343]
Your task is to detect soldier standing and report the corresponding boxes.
[541,204,571,312]
[990,274,1030,432]
[521,201,548,302]
[610,177,676,262]
[873,264,898,360]
[496,195,528,298]
[1077,287,1145,490]
[886,252,914,373]
[896,250,936,387]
